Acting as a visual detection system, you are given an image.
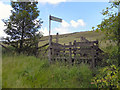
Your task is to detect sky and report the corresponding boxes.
[0,0,115,38]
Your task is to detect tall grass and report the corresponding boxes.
[2,54,95,88]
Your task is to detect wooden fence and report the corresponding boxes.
[48,34,103,68]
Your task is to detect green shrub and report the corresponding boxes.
[91,64,120,88]
[100,45,118,67]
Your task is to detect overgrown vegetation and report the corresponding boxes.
[91,1,120,89]
[92,65,120,88]
[2,53,95,88]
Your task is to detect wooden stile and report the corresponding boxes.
[45,33,103,68]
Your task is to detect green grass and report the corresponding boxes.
[2,54,95,88]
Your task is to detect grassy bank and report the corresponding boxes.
[39,31,105,46]
[2,31,117,88]
[2,54,95,88]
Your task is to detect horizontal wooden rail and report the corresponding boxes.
[37,43,49,49]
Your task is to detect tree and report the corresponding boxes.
[92,1,120,66]
[3,0,43,54]
[93,2,118,42]
[91,2,120,88]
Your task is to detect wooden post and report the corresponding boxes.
[95,40,99,67]
[80,36,83,42]
[49,15,51,55]
[96,40,98,47]
[73,40,76,64]
[56,33,59,43]
[49,35,52,63]
[49,15,51,36]
[63,43,66,62]
[69,42,72,64]
[91,46,95,68]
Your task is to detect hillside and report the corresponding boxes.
[38,31,107,49]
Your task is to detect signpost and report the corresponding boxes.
[50,15,62,23]
[49,15,62,63]
[49,15,62,35]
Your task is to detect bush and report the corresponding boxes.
[91,64,120,88]
[100,45,118,67]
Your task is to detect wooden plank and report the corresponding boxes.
[75,49,92,54]
[52,42,94,48]
[74,57,92,60]
[37,43,49,49]
[52,42,64,47]
[55,52,71,56]
[75,42,93,47]
[55,57,69,59]
[76,47,92,50]
[56,33,59,43]
[63,43,66,60]
[91,46,95,68]
[52,47,92,51]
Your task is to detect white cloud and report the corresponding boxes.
[0,1,12,20]
[40,20,71,36]
[70,19,85,28]
[38,0,67,4]
[0,1,12,39]
[52,20,70,34]
[40,27,49,36]
[61,20,70,27]
[53,27,71,35]
[50,19,86,35]
[0,21,8,39]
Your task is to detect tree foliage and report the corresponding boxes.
[3,0,43,54]
[92,1,120,65]
[92,2,119,42]
[92,65,120,88]
[91,1,120,88]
